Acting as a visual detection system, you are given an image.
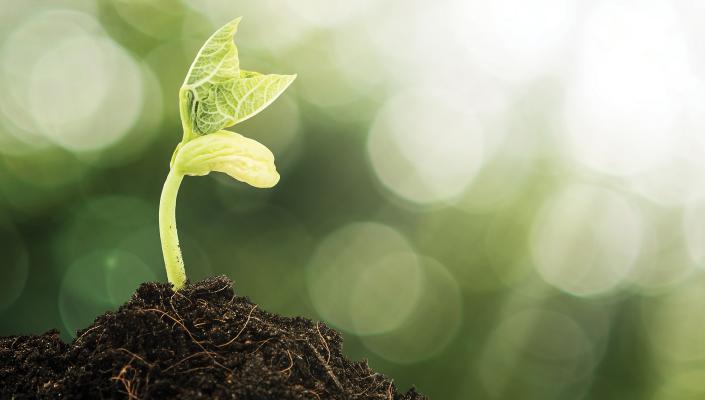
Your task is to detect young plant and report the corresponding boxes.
[160,17,296,289]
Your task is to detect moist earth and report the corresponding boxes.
[0,276,426,399]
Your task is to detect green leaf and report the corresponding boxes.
[173,130,279,188]
[179,18,296,140]
[183,17,241,88]
[239,70,261,78]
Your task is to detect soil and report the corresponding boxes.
[0,276,426,399]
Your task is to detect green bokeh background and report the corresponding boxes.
[3,1,705,399]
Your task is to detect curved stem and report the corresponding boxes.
[159,168,186,289]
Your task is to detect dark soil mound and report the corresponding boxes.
[0,276,426,399]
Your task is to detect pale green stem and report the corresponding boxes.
[159,168,186,289]
[179,87,196,143]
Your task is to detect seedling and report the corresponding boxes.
[159,17,295,289]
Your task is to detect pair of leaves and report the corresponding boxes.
[175,17,294,188]
[180,17,296,140]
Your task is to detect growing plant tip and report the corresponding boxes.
[159,17,295,289]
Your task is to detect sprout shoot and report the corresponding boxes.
[159,17,296,289]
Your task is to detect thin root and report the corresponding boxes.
[303,389,322,400]
[115,348,153,367]
[163,351,217,373]
[316,323,331,364]
[278,350,294,375]
[74,325,101,344]
[111,362,140,400]
[217,304,257,347]
[248,338,274,355]
[308,342,343,391]
[142,308,228,371]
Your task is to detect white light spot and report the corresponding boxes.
[0,10,96,152]
[561,0,705,177]
[455,0,578,83]
[683,201,705,269]
[628,212,694,292]
[307,222,421,335]
[282,0,371,28]
[29,36,143,152]
[237,91,301,159]
[628,160,705,207]
[367,87,485,205]
[530,184,642,297]
[181,0,311,51]
[0,10,144,153]
[349,252,423,335]
[112,0,183,39]
[360,257,462,364]
[479,309,595,398]
[456,141,535,213]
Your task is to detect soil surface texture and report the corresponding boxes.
[0,276,426,399]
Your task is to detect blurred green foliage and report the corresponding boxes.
[3,1,705,399]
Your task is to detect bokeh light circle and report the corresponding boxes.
[349,252,423,335]
[29,37,143,152]
[0,10,95,153]
[455,0,578,83]
[2,149,88,191]
[530,184,643,297]
[53,195,155,267]
[456,148,534,213]
[359,257,462,364]
[284,39,372,110]
[306,222,421,335]
[561,0,703,177]
[330,26,386,95]
[0,9,144,153]
[627,211,694,293]
[643,277,705,366]
[237,94,301,161]
[59,250,156,337]
[181,0,310,51]
[683,201,705,269]
[482,213,534,289]
[113,0,185,39]
[367,87,486,205]
[282,0,372,28]
[654,370,705,400]
[628,160,705,207]
[116,225,165,278]
[479,309,595,399]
